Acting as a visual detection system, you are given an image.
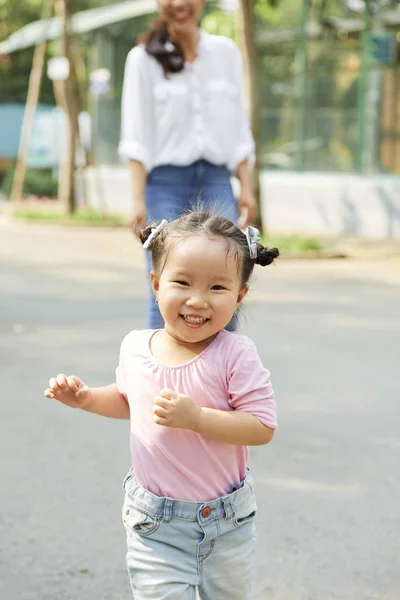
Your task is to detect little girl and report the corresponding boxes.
[45,209,279,600]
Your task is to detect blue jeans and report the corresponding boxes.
[144,160,238,330]
[122,470,257,599]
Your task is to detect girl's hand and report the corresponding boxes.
[153,388,201,432]
[44,374,92,409]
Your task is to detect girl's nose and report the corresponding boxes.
[186,294,208,309]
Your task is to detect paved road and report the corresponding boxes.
[1,223,399,600]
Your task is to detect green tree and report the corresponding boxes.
[0,0,110,103]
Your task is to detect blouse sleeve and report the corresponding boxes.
[227,44,255,173]
[227,337,277,429]
[118,46,155,172]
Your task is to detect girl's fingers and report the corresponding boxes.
[160,388,175,400]
[66,376,80,393]
[154,396,169,408]
[56,373,68,389]
[153,404,168,418]
[44,389,55,399]
[48,377,60,390]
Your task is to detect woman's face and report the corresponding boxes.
[158,0,205,35]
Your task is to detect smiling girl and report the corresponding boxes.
[44,209,279,599]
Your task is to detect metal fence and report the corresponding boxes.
[260,62,400,174]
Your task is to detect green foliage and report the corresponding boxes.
[261,234,323,254]
[201,11,236,40]
[14,205,126,226]
[254,0,282,25]
[2,167,59,198]
[0,0,110,104]
[14,207,62,221]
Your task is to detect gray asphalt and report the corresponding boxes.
[1,223,399,600]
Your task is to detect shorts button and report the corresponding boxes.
[125,509,130,515]
[202,506,212,518]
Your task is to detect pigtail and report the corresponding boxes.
[254,244,279,266]
[140,219,168,252]
[138,19,185,77]
[139,225,154,247]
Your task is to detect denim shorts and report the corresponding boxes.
[122,470,257,600]
[144,160,238,330]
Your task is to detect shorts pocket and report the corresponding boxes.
[122,503,160,537]
[233,495,257,528]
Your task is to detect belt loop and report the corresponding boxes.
[222,498,234,520]
[122,469,133,491]
[163,498,173,523]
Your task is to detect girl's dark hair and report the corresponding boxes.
[138,19,185,77]
[139,209,279,286]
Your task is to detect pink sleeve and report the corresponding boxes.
[115,333,132,398]
[227,337,277,429]
[115,366,126,397]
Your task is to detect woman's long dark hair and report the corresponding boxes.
[138,19,185,77]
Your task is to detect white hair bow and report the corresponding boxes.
[245,226,260,259]
[143,219,168,250]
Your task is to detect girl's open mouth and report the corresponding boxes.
[181,315,209,327]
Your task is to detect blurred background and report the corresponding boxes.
[1,3,400,600]
[1,0,400,237]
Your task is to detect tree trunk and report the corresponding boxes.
[56,0,78,215]
[10,0,54,205]
[237,0,263,231]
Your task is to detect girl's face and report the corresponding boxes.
[157,0,205,36]
[151,234,248,345]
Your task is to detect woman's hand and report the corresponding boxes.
[44,374,92,409]
[153,388,201,431]
[129,160,148,239]
[237,187,257,229]
[131,201,147,239]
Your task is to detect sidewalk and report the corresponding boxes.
[320,235,400,260]
[2,198,400,262]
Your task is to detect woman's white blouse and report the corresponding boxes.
[119,30,255,173]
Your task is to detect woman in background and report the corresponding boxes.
[119,0,256,329]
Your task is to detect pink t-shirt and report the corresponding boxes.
[116,329,277,502]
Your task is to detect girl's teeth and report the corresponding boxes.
[183,316,207,324]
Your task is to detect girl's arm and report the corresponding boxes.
[153,389,274,446]
[83,384,130,419]
[196,407,274,446]
[45,375,130,420]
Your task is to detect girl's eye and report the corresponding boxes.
[174,280,189,286]
[212,285,226,291]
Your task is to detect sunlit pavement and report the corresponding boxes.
[1,223,399,600]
